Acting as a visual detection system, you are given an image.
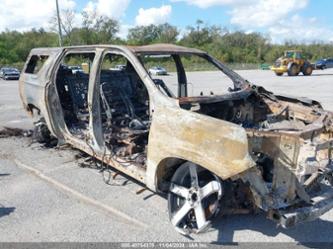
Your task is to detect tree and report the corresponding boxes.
[127,23,179,45]
[157,23,179,43]
[49,8,120,45]
[2,17,333,68]
[77,9,119,45]
[0,29,58,66]
[180,20,216,47]
[49,9,76,45]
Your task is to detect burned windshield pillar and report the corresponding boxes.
[172,54,187,97]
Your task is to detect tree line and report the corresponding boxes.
[1,11,333,68]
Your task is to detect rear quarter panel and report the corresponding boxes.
[19,48,61,121]
[146,103,255,190]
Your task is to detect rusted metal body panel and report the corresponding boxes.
[19,44,333,231]
[19,45,255,188]
[146,105,255,189]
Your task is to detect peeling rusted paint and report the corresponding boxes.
[18,44,333,230]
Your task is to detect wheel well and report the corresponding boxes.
[156,157,186,192]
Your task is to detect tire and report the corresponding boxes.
[275,72,283,76]
[302,64,313,76]
[33,119,51,144]
[287,63,299,76]
[168,162,223,235]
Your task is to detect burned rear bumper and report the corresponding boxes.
[268,184,333,228]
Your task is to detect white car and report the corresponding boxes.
[110,64,126,71]
[68,66,84,74]
[148,66,167,75]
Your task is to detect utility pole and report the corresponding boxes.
[55,0,63,46]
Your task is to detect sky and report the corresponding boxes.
[0,0,333,43]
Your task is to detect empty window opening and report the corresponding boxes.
[140,55,177,97]
[140,54,233,99]
[181,54,234,97]
[25,55,49,74]
[99,53,150,168]
[55,53,95,138]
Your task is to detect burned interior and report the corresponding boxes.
[20,44,333,235]
[55,53,94,137]
[99,53,150,166]
[55,52,150,168]
[138,49,333,230]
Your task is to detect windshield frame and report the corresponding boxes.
[136,51,248,98]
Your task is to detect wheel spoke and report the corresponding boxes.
[170,183,189,198]
[189,164,199,188]
[200,180,221,198]
[171,202,192,226]
[194,204,208,230]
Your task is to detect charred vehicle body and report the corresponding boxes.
[19,44,333,235]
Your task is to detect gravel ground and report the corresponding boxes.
[0,69,333,243]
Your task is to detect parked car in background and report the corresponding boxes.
[148,66,168,75]
[315,58,333,70]
[68,65,84,74]
[114,64,126,71]
[110,64,127,71]
[0,67,20,80]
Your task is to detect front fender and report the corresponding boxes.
[145,105,255,190]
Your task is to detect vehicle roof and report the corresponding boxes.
[127,43,205,54]
[30,44,206,55]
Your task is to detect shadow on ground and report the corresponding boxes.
[310,73,333,77]
[0,206,15,218]
[211,212,333,243]
[281,73,333,77]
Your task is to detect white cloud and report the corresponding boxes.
[269,15,333,43]
[171,0,248,8]
[118,23,133,39]
[135,5,172,26]
[0,0,76,31]
[230,0,308,28]
[84,0,131,19]
[0,0,131,32]
[0,0,134,43]
[174,0,308,28]
[225,0,333,43]
[171,0,333,43]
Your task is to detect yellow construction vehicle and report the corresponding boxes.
[271,50,313,76]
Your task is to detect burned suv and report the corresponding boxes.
[19,44,333,235]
